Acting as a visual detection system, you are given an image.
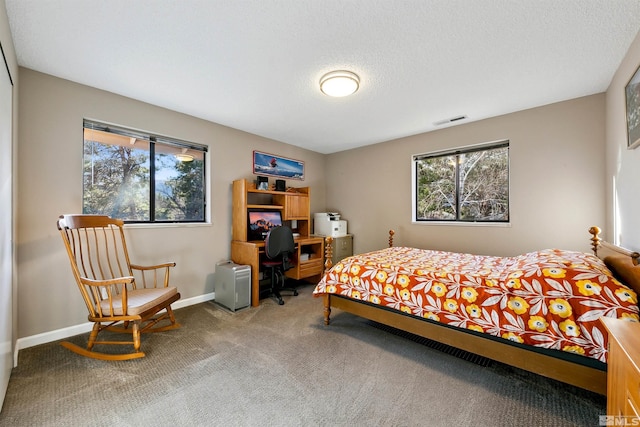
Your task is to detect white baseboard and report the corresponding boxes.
[13,292,215,366]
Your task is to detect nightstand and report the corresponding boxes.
[601,317,640,419]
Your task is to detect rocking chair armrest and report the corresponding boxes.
[79,276,135,287]
[130,262,176,271]
[78,276,135,318]
[130,262,176,289]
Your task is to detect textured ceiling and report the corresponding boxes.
[6,1,640,154]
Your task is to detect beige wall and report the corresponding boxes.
[16,68,326,338]
[606,29,640,251]
[326,94,606,257]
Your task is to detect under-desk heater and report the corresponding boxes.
[214,261,251,312]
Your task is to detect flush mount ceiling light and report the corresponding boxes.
[175,148,194,162]
[320,70,360,97]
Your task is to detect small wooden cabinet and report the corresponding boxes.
[274,193,309,220]
[601,317,640,419]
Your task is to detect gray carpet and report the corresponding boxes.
[0,284,606,426]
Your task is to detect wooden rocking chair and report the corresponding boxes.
[57,214,181,360]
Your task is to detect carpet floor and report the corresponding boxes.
[0,284,606,426]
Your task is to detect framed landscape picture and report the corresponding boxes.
[252,151,305,180]
[625,63,640,149]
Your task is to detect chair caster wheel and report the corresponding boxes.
[293,290,299,296]
[278,299,284,305]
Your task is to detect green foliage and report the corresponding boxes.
[416,146,508,221]
[83,142,150,220]
[83,141,205,222]
[416,156,456,220]
[156,155,205,221]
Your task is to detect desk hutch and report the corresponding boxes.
[230,178,324,306]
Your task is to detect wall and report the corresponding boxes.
[325,94,606,257]
[606,29,640,250]
[16,68,326,339]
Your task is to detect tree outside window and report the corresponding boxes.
[414,142,509,222]
[83,121,207,223]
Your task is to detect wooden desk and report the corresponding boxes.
[231,236,324,306]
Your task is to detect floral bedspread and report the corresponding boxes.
[313,247,639,363]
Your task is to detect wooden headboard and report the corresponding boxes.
[589,226,640,295]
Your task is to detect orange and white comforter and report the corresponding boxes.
[313,247,639,363]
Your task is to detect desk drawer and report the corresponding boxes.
[624,359,640,418]
[299,259,324,277]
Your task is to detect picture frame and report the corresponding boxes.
[252,151,305,180]
[625,63,640,149]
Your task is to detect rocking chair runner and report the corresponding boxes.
[57,214,181,360]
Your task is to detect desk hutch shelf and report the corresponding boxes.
[232,179,311,241]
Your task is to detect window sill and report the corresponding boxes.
[411,221,511,228]
[124,222,212,229]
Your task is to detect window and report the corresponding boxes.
[412,141,509,223]
[83,119,207,223]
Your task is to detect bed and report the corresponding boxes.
[313,227,640,395]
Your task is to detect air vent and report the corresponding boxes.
[434,115,468,126]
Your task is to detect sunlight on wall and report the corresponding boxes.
[613,175,621,245]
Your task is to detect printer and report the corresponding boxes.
[314,212,347,237]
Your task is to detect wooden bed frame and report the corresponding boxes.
[320,227,640,395]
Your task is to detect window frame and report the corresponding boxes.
[82,119,209,224]
[411,140,510,225]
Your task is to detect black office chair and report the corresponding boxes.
[262,225,298,305]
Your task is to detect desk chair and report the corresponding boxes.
[262,225,297,305]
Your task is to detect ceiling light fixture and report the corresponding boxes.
[320,70,360,97]
[175,148,194,162]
